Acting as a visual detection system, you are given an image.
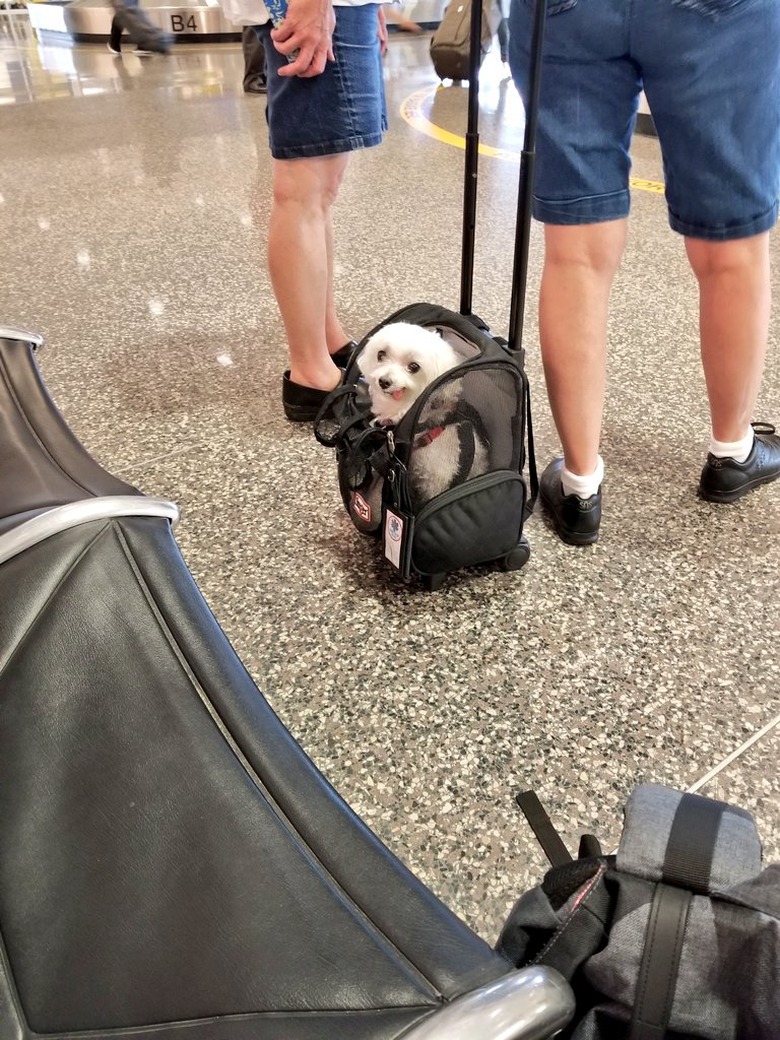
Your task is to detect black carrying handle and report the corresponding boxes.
[460,0,549,351]
[516,790,573,869]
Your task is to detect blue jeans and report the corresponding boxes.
[258,5,387,160]
[508,0,780,240]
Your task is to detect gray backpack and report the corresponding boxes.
[497,784,780,1039]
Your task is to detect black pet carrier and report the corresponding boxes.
[315,305,534,590]
[315,0,547,591]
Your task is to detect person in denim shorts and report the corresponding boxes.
[249,1,387,421]
[508,0,780,545]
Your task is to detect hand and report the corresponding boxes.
[377,5,388,55]
[271,0,336,77]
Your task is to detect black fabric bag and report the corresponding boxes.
[314,302,534,589]
[497,785,780,1040]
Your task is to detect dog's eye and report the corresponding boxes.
[407,362,420,374]
[376,350,386,362]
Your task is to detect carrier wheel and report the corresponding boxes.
[423,573,447,592]
[500,538,531,572]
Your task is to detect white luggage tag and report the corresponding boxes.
[382,506,414,579]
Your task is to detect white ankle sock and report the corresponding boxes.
[709,428,754,464]
[560,455,604,499]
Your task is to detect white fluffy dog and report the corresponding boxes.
[406,379,490,503]
[357,322,460,426]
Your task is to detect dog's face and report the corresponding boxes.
[357,323,460,424]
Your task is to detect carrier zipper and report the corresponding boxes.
[385,429,414,515]
[414,469,524,526]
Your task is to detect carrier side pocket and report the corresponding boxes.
[412,471,526,575]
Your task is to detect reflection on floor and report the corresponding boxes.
[1,15,779,941]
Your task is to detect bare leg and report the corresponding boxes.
[268,152,349,390]
[539,220,627,475]
[324,210,349,350]
[686,233,771,443]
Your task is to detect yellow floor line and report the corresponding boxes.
[400,86,666,195]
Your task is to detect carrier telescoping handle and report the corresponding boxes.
[458,0,549,349]
[457,0,485,316]
[508,0,548,351]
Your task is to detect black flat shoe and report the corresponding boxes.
[243,75,267,94]
[539,457,602,546]
[329,341,358,368]
[282,372,335,423]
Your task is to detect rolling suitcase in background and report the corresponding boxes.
[316,0,547,590]
[430,0,500,81]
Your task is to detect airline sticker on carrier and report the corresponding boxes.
[383,507,414,578]
[352,491,371,524]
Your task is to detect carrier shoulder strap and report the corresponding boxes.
[629,793,726,1040]
[524,384,538,516]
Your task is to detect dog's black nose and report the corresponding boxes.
[378,376,392,390]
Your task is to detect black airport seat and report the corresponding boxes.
[0,329,575,1040]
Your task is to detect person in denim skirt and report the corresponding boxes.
[509,0,780,544]
[250,0,388,421]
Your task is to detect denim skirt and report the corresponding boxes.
[259,4,387,160]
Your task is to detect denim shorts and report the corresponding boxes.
[257,4,387,160]
[508,0,780,240]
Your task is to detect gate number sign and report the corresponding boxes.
[171,13,200,31]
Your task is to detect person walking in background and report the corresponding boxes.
[107,0,173,55]
[382,4,422,32]
[242,25,267,93]
[496,0,508,64]
[509,0,780,545]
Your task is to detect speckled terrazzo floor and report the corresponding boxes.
[1,18,779,945]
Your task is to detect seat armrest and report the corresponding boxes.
[0,497,179,566]
[397,967,575,1040]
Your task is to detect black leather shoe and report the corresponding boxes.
[699,423,780,503]
[329,340,358,368]
[282,372,334,423]
[539,457,602,546]
[244,75,267,94]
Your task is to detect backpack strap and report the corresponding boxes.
[618,784,761,890]
[629,792,730,1040]
[516,790,573,868]
[662,791,727,893]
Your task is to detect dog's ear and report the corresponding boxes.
[427,346,460,381]
[356,345,373,376]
